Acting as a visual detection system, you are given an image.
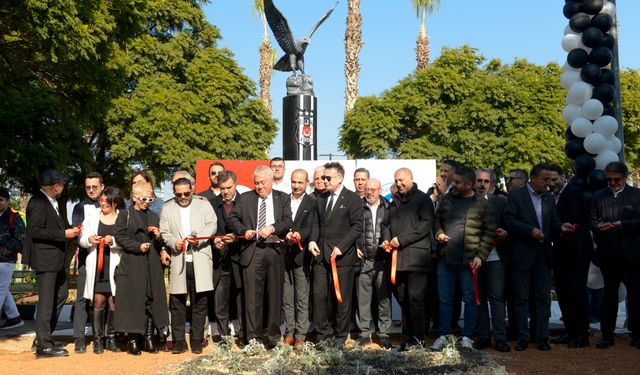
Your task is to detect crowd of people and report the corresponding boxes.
[1,157,638,359]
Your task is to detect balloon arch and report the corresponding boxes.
[561,0,622,192]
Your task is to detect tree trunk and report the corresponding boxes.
[259,34,273,115]
[344,0,362,113]
[416,23,430,70]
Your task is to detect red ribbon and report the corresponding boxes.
[384,244,398,285]
[97,238,105,272]
[75,225,83,232]
[469,261,480,305]
[181,234,249,253]
[330,254,343,304]
[147,226,159,233]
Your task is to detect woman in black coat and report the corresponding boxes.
[113,183,169,355]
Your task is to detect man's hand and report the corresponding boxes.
[390,237,400,249]
[330,247,342,258]
[561,223,576,233]
[88,235,102,245]
[436,233,451,243]
[214,238,225,250]
[244,230,257,240]
[160,249,171,266]
[222,234,235,244]
[175,239,184,251]
[103,235,114,246]
[257,225,274,239]
[471,256,482,270]
[140,242,151,253]
[286,231,301,243]
[496,228,508,240]
[65,227,80,239]
[149,227,161,239]
[381,240,390,249]
[532,228,544,241]
[308,241,320,256]
[357,248,364,259]
[434,175,448,195]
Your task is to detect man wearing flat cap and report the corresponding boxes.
[23,169,81,357]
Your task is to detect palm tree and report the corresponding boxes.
[413,0,441,70]
[253,0,274,114]
[344,0,362,113]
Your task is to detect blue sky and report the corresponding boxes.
[203,1,639,159]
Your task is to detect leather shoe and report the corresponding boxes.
[515,340,528,351]
[127,339,141,355]
[32,339,64,352]
[190,339,203,354]
[74,338,86,354]
[36,347,69,358]
[172,340,188,354]
[537,340,551,351]
[473,338,491,350]
[378,336,392,349]
[293,338,305,350]
[496,340,511,352]
[283,335,294,346]
[357,336,370,346]
[550,334,569,345]
[567,335,590,348]
[596,337,615,349]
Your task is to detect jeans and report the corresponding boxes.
[438,262,478,338]
[0,263,20,319]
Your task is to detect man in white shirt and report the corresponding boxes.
[270,157,291,194]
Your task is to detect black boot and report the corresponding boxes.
[92,310,105,354]
[127,335,141,355]
[105,310,121,352]
[144,317,158,354]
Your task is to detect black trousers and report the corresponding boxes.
[600,255,640,340]
[395,271,428,344]
[313,262,355,343]
[242,245,284,345]
[170,262,209,342]
[512,255,551,342]
[210,265,232,336]
[553,254,590,339]
[36,270,69,348]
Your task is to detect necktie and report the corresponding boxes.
[325,193,335,221]
[258,197,267,231]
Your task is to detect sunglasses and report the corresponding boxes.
[321,175,336,182]
[175,192,192,198]
[507,176,522,182]
[135,195,155,204]
[210,171,220,176]
[607,177,623,183]
[85,185,100,192]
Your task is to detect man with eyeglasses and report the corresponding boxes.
[308,162,363,347]
[270,157,291,194]
[160,177,217,354]
[199,162,226,200]
[506,169,528,193]
[590,161,640,350]
[70,171,104,353]
[23,169,81,357]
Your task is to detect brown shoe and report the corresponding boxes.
[283,336,295,346]
[293,339,305,350]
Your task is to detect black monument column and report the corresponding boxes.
[283,93,317,160]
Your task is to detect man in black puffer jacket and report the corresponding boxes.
[382,168,435,350]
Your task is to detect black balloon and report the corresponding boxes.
[582,0,604,15]
[599,69,615,85]
[589,46,613,67]
[582,27,604,48]
[580,63,602,84]
[588,169,608,191]
[591,13,614,32]
[566,126,579,141]
[602,33,615,49]
[593,83,616,105]
[564,1,583,19]
[569,175,588,190]
[570,12,592,32]
[573,154,596,177]
[565,139,586,160]
[567,49,589,68]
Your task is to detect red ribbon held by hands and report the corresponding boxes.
[469,261,480,305]
[330,254,343,304]
[384,243,398,285]
[97,238,105,272]
[75,225,83,232]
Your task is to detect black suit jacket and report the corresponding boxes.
[209,194,240,285]
[553,183,593,261]
[287,194,315,268]
[22,190,67,272]
[504,186,561,270]
[590,185,640,263]
[310,187,364,267]
[487,193,509,264]
[227,190,293,267]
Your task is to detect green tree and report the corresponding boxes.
[341,46,640,173]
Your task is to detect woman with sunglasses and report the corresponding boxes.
[78,186,124,353]
[113,182,169,355]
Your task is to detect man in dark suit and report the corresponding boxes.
[504,163,574,351]
[227,166,293,348]
[308,162,364,346]
[197,161,226,200]
[23,169,80,357]
[282,169,315,349]
[590,161,640,350]
[548,164,593,348]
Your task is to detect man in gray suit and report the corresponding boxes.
[160,178,217,354]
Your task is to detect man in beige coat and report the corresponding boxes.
[160,177,217,354]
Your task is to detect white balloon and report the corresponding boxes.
[587,263,604,289]
[571,117,593,138]
[584,133,607,154]
[595,150,619,170]
[604,136,622,153]
[581,99,604,120]
[601,1,616,17]
[619,283,627,303]
[569,82,593,105]
[564,25,579,36]
[563,62,580,72]
[561,70,582,90]
[593,115,618,137]
[562,33,582,53]
[563,104,582,124]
